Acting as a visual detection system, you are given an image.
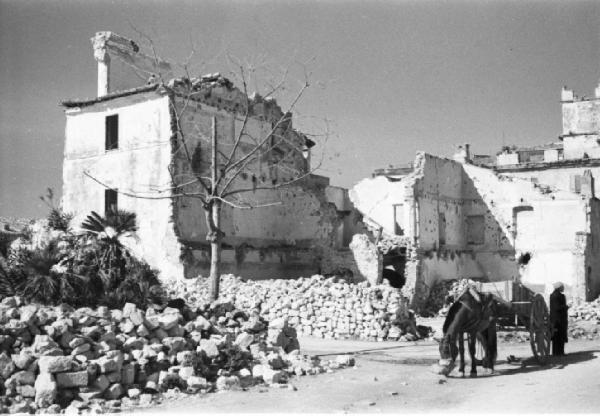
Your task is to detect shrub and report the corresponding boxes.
[0,256,21,298]
[40,188,73,232]
[1,209,164,310]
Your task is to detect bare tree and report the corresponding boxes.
[85,32,330,300]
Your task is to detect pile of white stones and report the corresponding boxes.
[569,296,600,323]
[171,275,425,342]
[0,296,353,414]
[568,296,600,339]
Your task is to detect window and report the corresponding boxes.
[393,204,404,236]
[438,213,446,246]
[466,215,485,245]
[105,189,118,216]
[105,114,119,150]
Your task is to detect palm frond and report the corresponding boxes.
[81,211,106,234]
[21,273,58,304]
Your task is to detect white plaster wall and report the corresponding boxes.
[563,135,600,160]
[415,155,464,249]
[463,163,589,291]
[496,153,519,166]
[503,166,600,194]
[349,175,413,237]
[63,94,184,279]
[562,100,600,136]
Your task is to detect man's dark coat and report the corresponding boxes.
[549,289,568,343]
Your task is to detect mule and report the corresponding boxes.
[439,289,499,377]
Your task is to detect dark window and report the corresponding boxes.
[393,204,404,236]
[105,189,118,216]
[438,213,446,246]
[105,114,119,150]
[466,215,485,245]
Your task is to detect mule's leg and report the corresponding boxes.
[458,332,465,377]
[468,333,477,377]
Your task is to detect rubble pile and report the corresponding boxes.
[569,297,600,322]
[170,275,429,342]
[0,296,351,414]
[568,296,600,339]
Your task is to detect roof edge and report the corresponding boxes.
[61,84,161,108]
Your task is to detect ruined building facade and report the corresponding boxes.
[61,32,355,281]
[351,83,600,307]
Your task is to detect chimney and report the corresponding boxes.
[91,31,173,97]
[453,143,471,164]
[92,32,111,97]
[561,86,574,102]
[581,169,595,199]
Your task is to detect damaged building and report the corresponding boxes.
[350,82,600,307]
[61,32,356,281]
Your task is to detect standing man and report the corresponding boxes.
[549,282,569,356]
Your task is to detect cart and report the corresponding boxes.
[474,280,552,365]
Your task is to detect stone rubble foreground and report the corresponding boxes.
[0,295,355,414]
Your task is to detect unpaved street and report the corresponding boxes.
[136,337,600,414]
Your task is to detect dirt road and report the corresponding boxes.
[135,337,600,414]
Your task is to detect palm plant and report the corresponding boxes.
[0,255,22,298]
[40,188,73,232]
[18,242,90,305]
[80,210,137,291]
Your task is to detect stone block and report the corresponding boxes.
[105,383,123,400]
[92,375,110,392]
[17,384,35,398]
[158,313,180,330]
[121,363,135,386]
[127,388,141,398]
[10,370,36,385]
[129,310,145,326]
[71,343,91,355]
[262,368,285,385]
[97,354,123,374]
[35,372,57,407]
[0,352,16,379]
[187,376,208,389]
[11,350,35,370]
[162,337,186,353]
[198,339,219,358]
[178,366,194,380]
[107,371,122,384]
[235,332,254,349]
[176,351,196,367]
[38,356,74,374]
[122,303,137,318]
[56,371,88,388]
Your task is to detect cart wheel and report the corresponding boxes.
[529,294,551,364]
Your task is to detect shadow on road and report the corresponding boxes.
[496,349,599,376]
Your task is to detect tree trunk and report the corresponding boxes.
[208,115,221,301]
[207,201,222,301]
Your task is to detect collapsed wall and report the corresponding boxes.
[350,151,598,310]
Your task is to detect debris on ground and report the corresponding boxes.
[168,274,432,342]
[568,297,600,339]
[0,296,355,413]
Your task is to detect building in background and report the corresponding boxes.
[351,83,600,308]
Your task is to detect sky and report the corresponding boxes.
[0,0,599,218]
